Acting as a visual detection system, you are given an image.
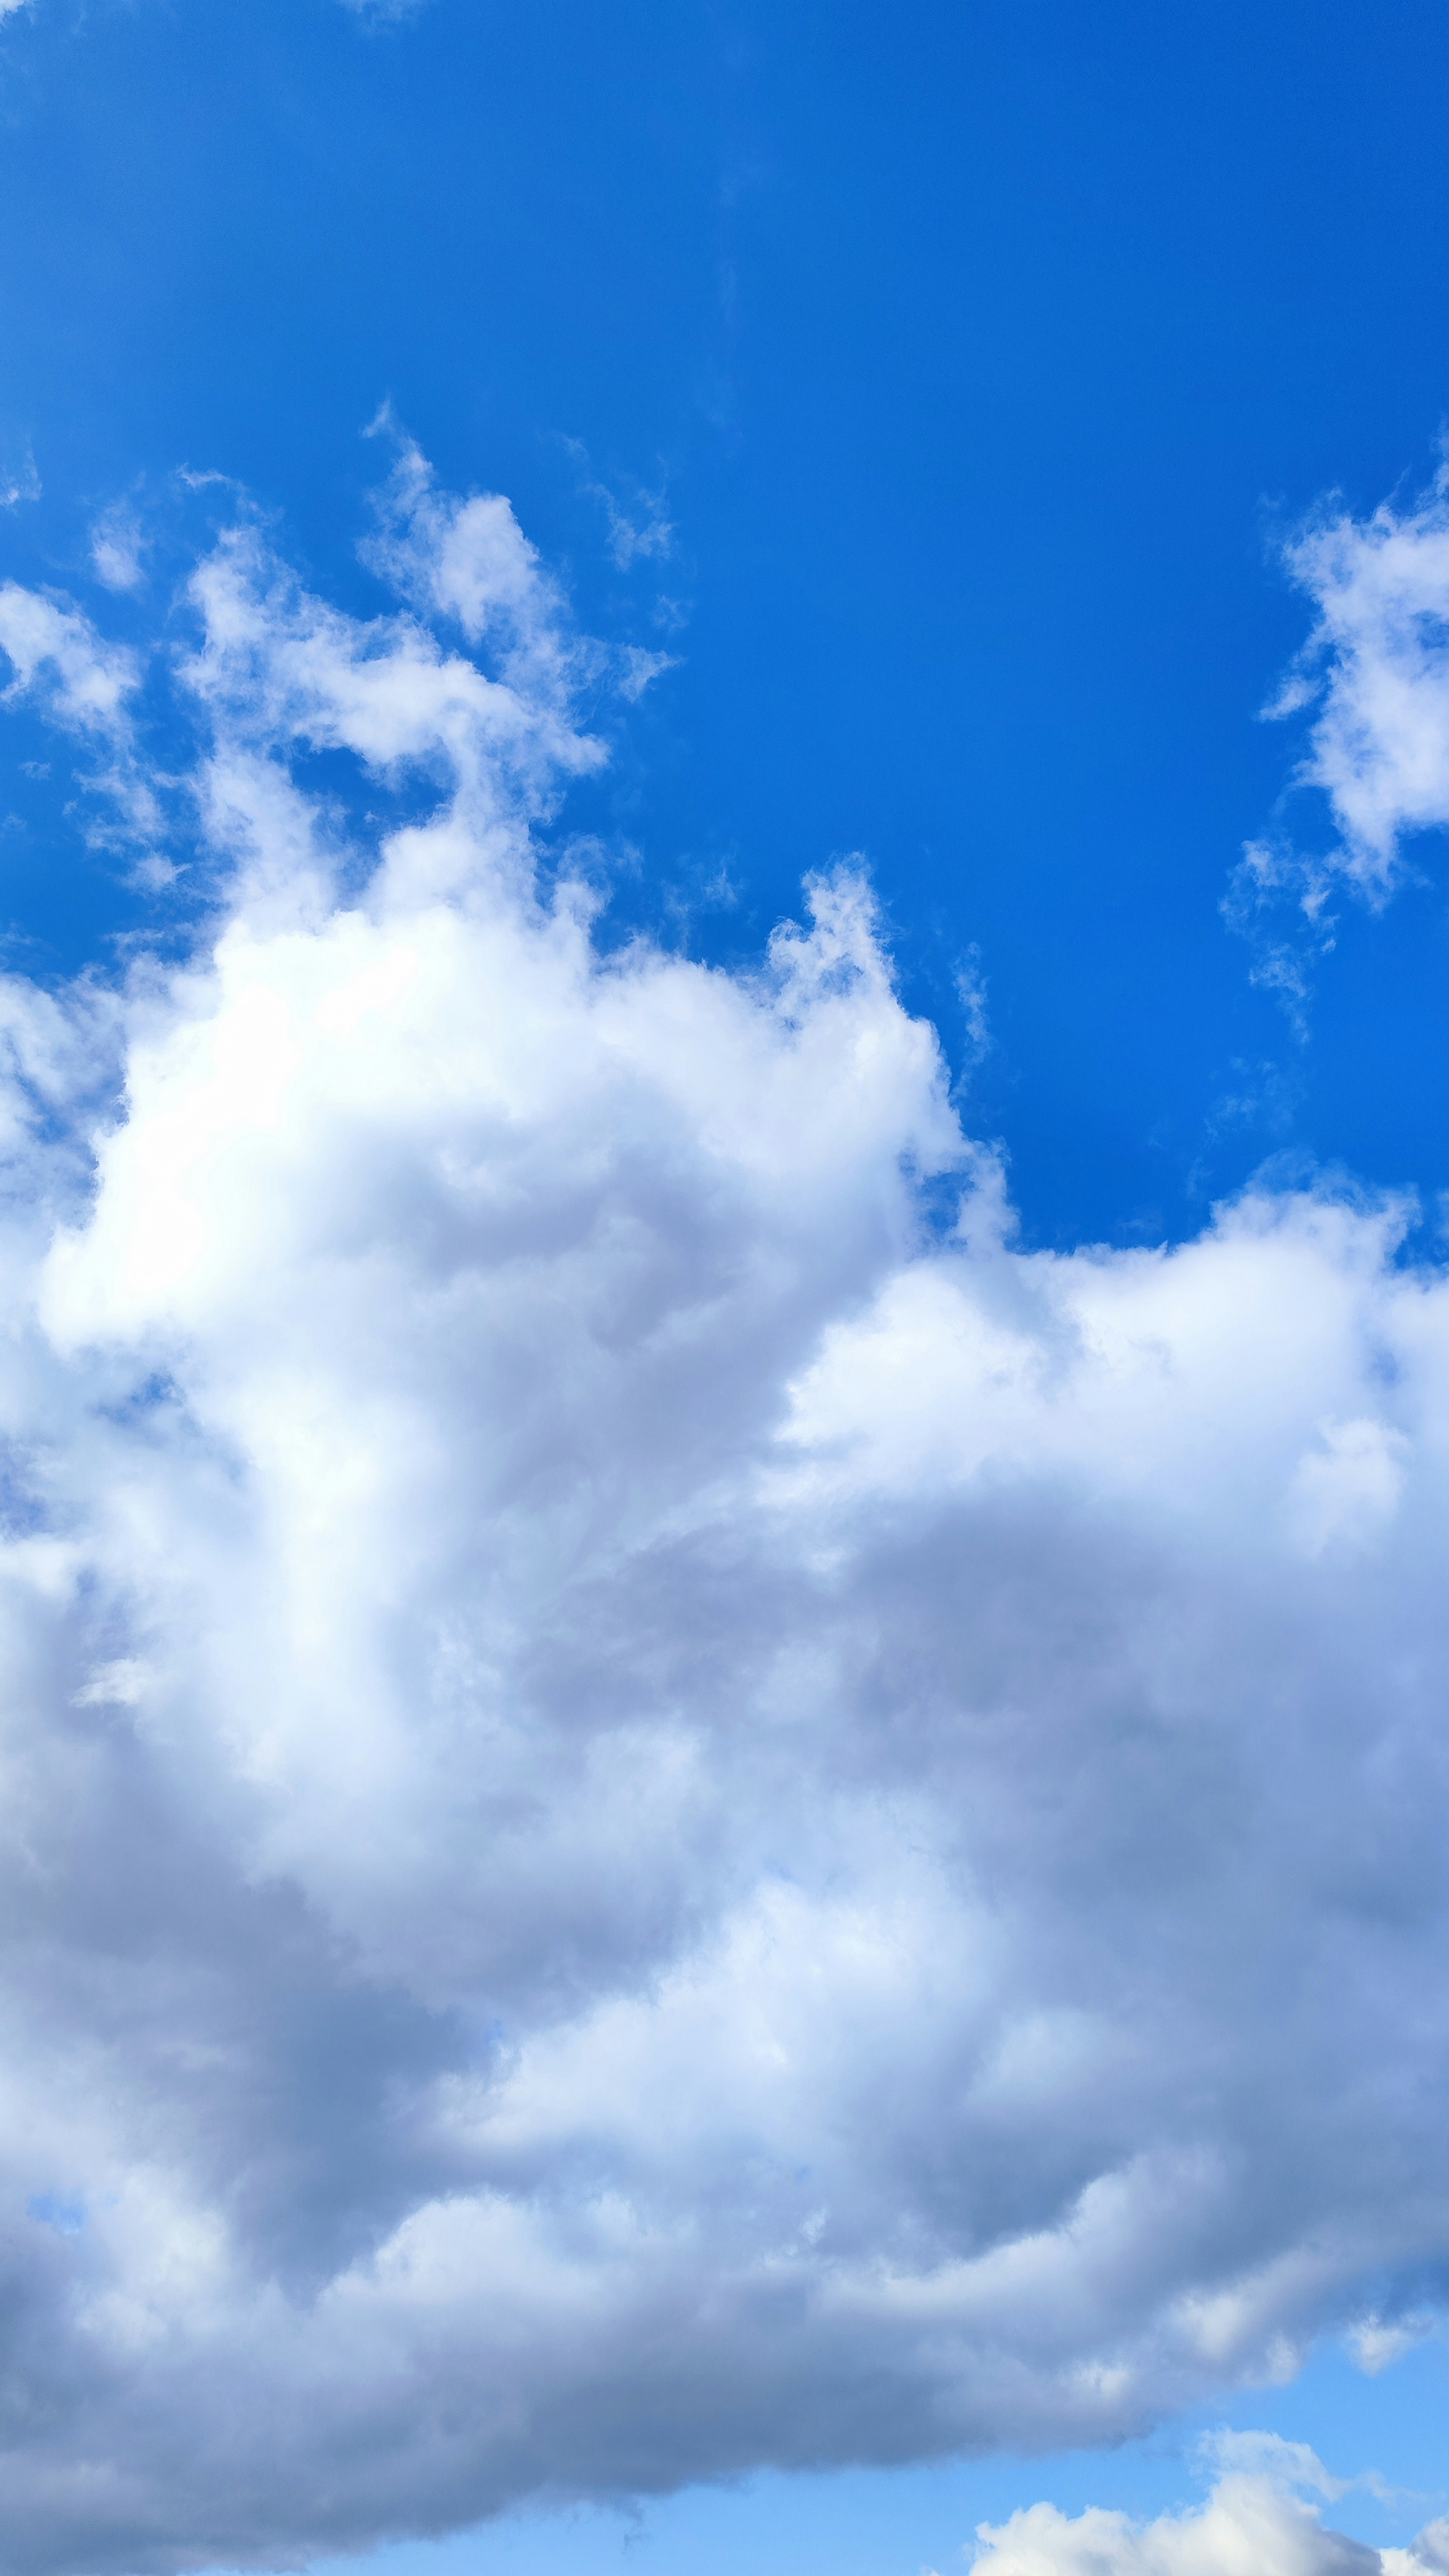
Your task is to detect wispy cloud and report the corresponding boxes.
[0,583,138,735]
[0,580,165,862]
[334,0,434,24]
[561,434,675,571]
[89,499,148,594]
[0,437,40,508]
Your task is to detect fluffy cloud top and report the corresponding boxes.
[1228,458,1449,1011]
[0,453,1448,2573]
[1267,457,1449,897]
[969,2438,1449,2576]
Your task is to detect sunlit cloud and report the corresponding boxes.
[968,2438,1449,2576]
[1227,457,1449,1013]
[2,450,1449,2571]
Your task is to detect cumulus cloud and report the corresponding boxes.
[968,2435,1449,2576]
[1269,457,1449,897]
[1229,455,1449,993]
[1226,457,1449,1013]
[2,449,1449,2573]
[967,2439,1444,2576]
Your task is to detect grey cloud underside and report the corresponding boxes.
[0,443,1448,2573]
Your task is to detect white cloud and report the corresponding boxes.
[1198,2431,1347,2494]
[3,448,1449,2571]
[967,2436,1449,2575]
[90,500,148,594]
[1263,458,1449,900]
[0,437,40,506]
[1347,2310,1440,2376]
[561,436,675,571]
[334,0,434,29]
[1226,457,1449,1010]
[969,2454,1398,2575]
[0,578,164,858]
[0,582,138,735]
[1392,2529,1449,2576]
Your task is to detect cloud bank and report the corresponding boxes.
[1,447,1449,2572]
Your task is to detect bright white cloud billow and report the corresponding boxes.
[1260,457,1449,899]
[967,2435,1449,2574]
[968,2443,1449,2576]
[3,452,1449,2573]
[1228,459,1449,1017]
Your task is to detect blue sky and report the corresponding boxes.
[4,5,1449,2574]
[6,0,1449,1241]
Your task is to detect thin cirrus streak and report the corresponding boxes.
[0,438,1447,2573]
[0,2,412,22]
